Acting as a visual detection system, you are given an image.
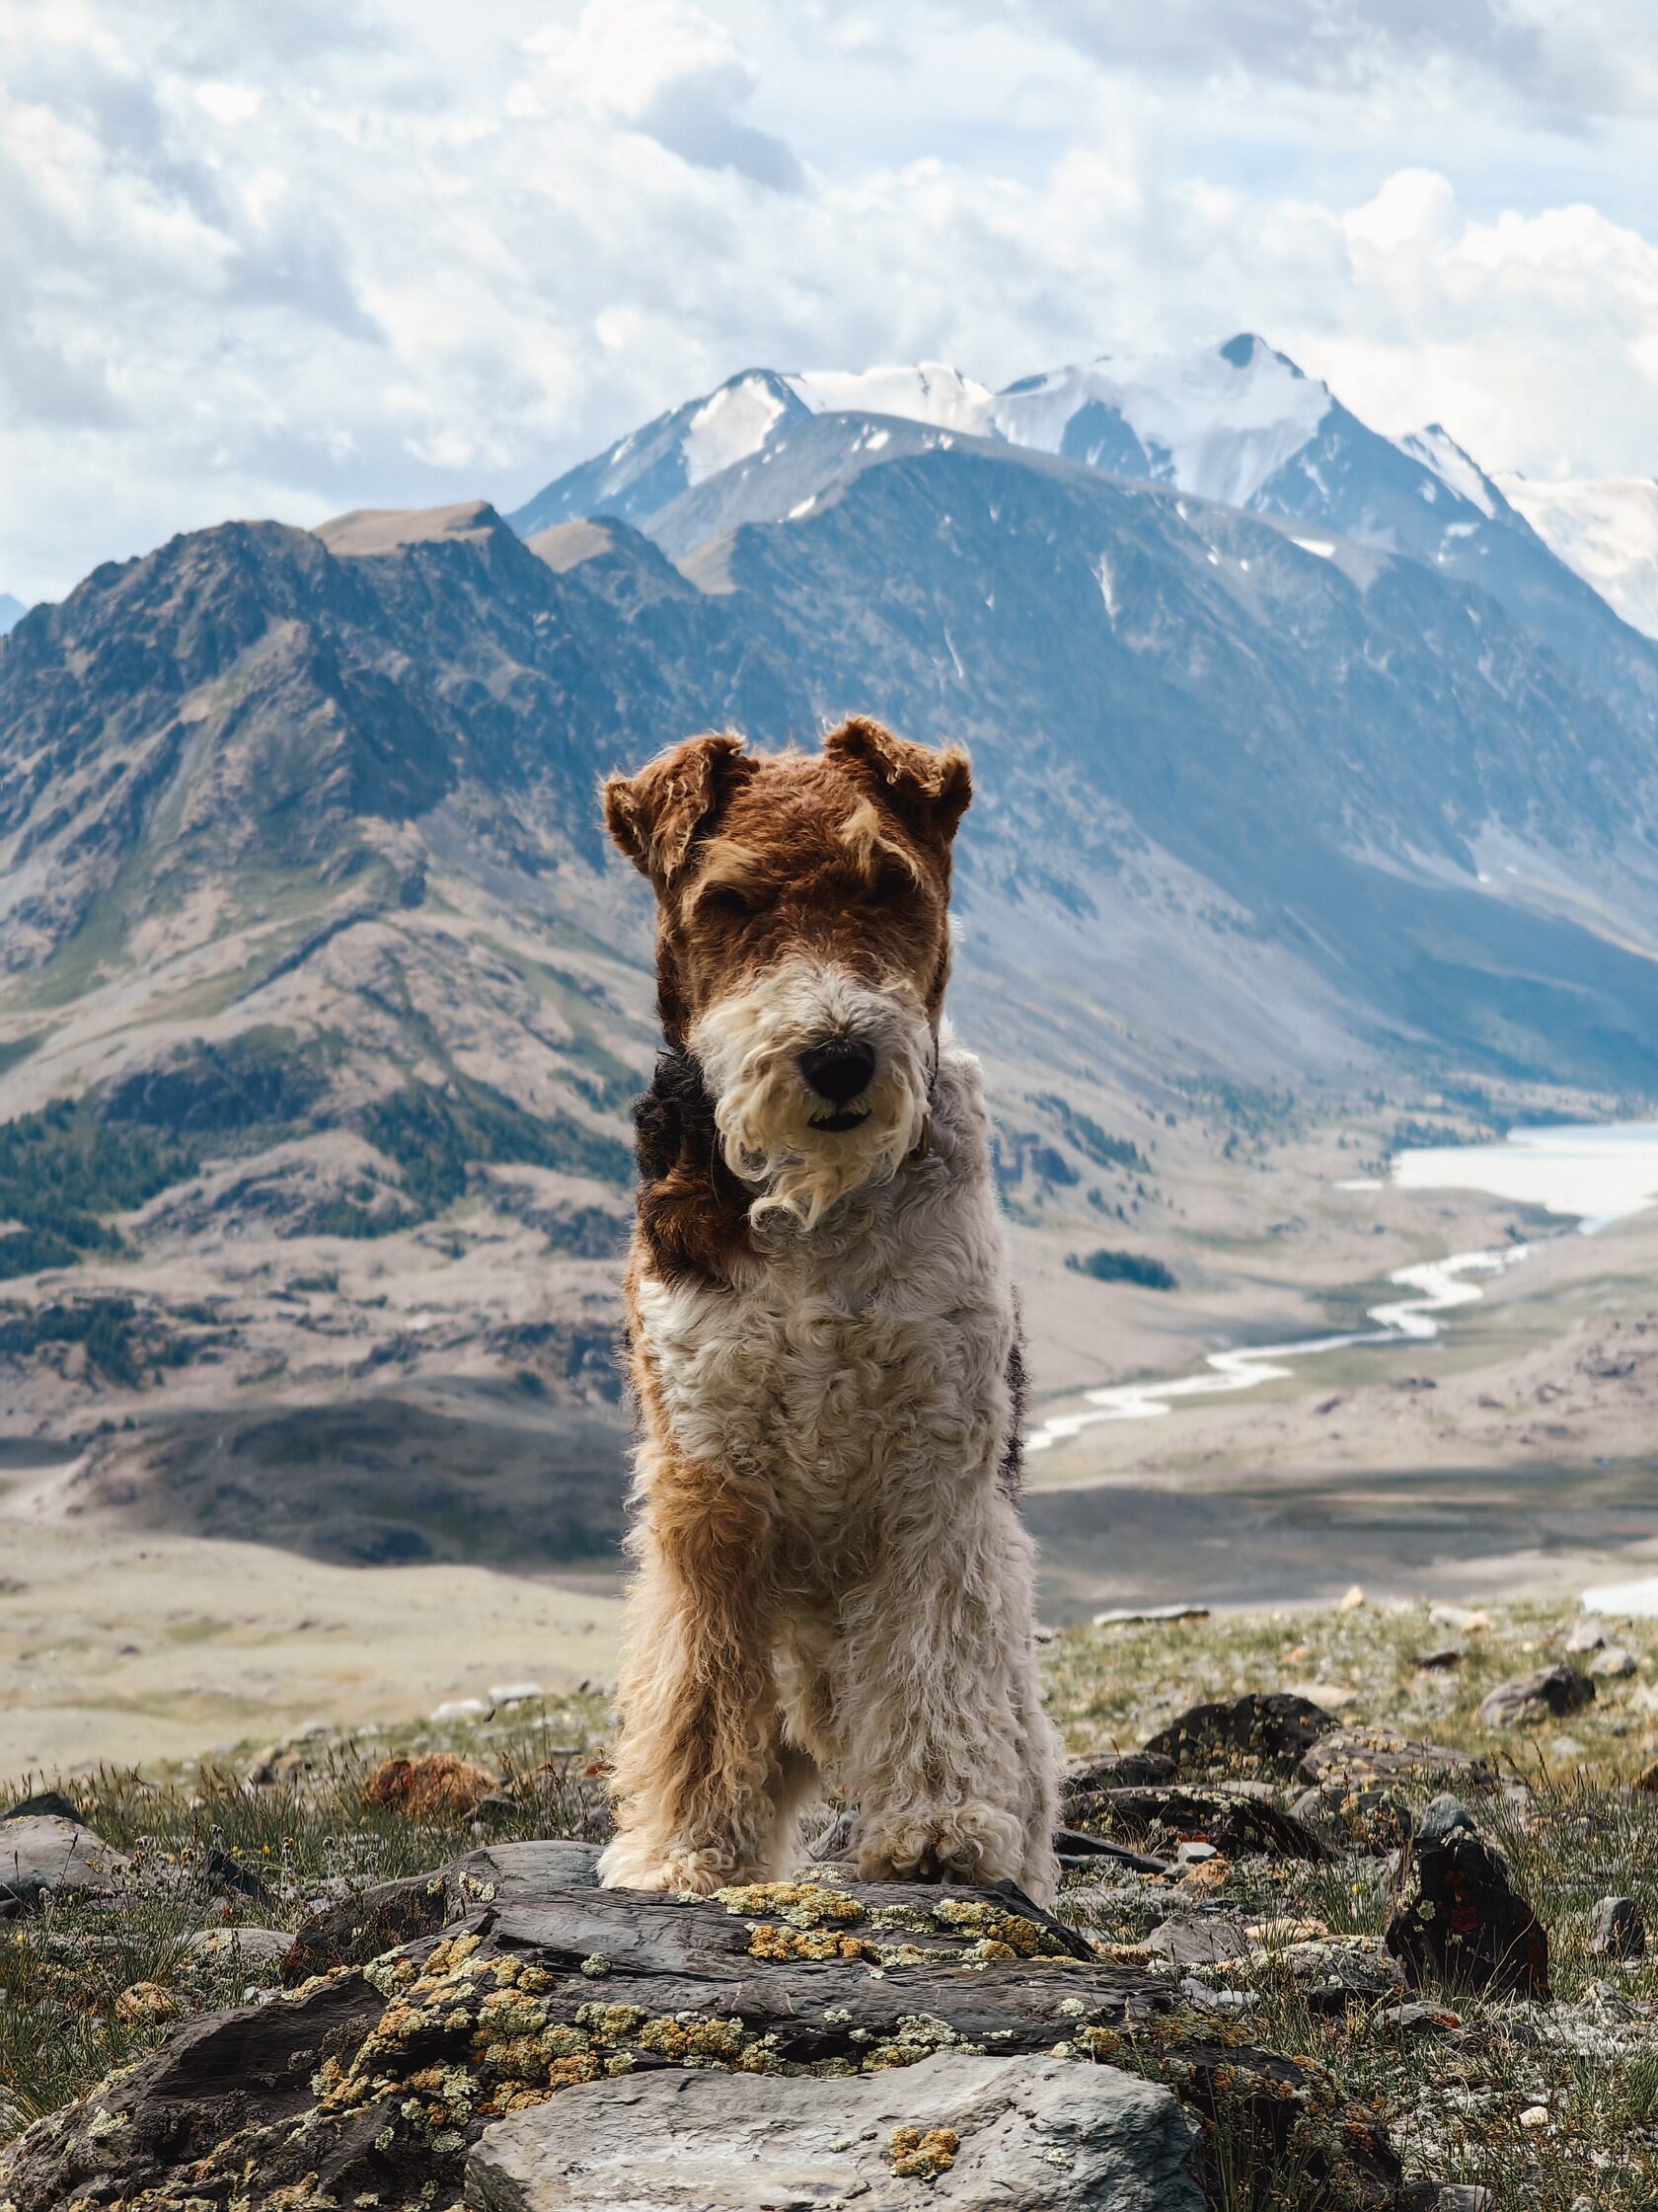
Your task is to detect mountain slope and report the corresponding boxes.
[0,593,24,636]
[1498,474,1658,643]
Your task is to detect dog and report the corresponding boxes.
[595,714,1059,1905]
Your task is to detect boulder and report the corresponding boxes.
[1299,1727,1496,1792]
[0,1816,131,1912]
[1290,1782,1413,1854]
[0,1862,1399,2212]
[1069,1787,1328,1863]
[1064,1751,1179,1793]
[465,2050,1204,2210]
[1385,1795,1549,1999]
[1145,1694,1336,1776]
[1587,1896,1646,1959]
[1476,1665,1594,1728]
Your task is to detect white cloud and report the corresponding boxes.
[0,0,1653,603]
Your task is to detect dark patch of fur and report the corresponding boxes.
[998,1305,1027,1499]
[633,1047,753,1286]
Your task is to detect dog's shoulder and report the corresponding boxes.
[633,1047,754,1286]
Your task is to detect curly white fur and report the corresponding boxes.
[689,958,932,1232]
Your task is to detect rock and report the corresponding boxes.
[2,1791,81,1823]
[1565,1618,1610,1653]
[1290,1783,1412,1855]
[1072,1788,1328,1863]
[0,1861,1401,2212]
[1054,1827,1171,1876]
[465,2050,1205,2210]
[1590,1644,1639,1679]
[1339,1583,1366,1610]
[1091,1604,1210,1626]
[1587,1896,1646,1958]
[114,1981,181,2023]
[1385,1796,1549,1999]
[1065,1750,1179,1793]
[1401,2188,1493,2211]
[363,1754,501,1817]
[1371,2002,1465,2039]
[203,1843,274,1903]
[0,1816,132,1912]
[1145,1693,1337,1776]
[1412,1647,1463,1671]
[1476,1664,1595,1728]
[1299,1727,1496,1792]
[1146,1915,1251,1969]
[282,1839,604,1985]
[185,1927,294,1967]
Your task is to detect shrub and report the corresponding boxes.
[1066,1248,1176,1290]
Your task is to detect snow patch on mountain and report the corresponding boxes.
[683,374,793,487]
[787,361,995,433]
[1498,475,1658,642]
[995,335,1331,509]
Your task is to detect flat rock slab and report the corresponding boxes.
[466,2050,1202,2211]
[0,1816,131,1909]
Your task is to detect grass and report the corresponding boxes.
[4,1600,1658,2200]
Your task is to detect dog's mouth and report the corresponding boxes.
[808,1107,870,1133]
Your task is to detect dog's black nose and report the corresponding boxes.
[799,1037,875,1105]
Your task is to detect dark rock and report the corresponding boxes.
[1054,1826,1171,1876]
[1412,1647,1464,1671]
[1299,1727,1497,1792]
[2,1791,81,1824]
[1476,1664,1595,1728]
[203,1843,274,1904]
[466,2051,1204,2209]
[1064,1750,1179,1794]
[1385,1800,1550,1998]
[1071,1787,1328,1863]
[1588,1895,1646,1958]
[1145,1693,1337,1776]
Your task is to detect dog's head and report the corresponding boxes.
[605,717,970,1230]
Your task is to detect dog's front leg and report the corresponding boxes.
[835,1500,1059,1905]
[597,1447,781,1895]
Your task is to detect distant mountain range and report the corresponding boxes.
[1497,473,1658,643]
[0,594,25,637]
[2,331,1657,1480]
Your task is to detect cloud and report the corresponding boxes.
[0,0,1652,603]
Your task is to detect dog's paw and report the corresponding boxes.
[596,1839,732,1895]
[855,1802,1022,1888]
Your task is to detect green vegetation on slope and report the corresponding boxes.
[0,1102,197,1280]
[1066,1247,1177,1289]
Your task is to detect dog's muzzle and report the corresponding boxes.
[691,961,932,1229]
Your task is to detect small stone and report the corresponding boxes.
[114,1981,180,2024]
[1339,1584,1366,1611]
[1476,1664,1594,1728]
[1175,1842,1219,1866]
[185,1927,293,1967]
[488,1680,545,1705]
[1588,1896,1646,1958]
[362,1755,499,1818]
[1413,1647,1463,1671]
[1145,1915,1251,1968]
[1590,1644,1639,1679]
[1519,2103,1549,2128]
[0,1816,131,1910]
[431,1698,490,1721]
[1566,1618,1610,1654]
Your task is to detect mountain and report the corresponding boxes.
[8,363,1658,1556]
[1498,474,1658,643]
[0,593,25,636]
[512,336,1658,737]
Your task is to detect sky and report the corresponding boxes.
[2,0,1656,602]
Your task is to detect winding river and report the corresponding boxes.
[1026,1119,1658,1457]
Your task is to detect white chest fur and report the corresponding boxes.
[634,1046,1017,1539]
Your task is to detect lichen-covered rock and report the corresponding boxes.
[1385,1795,1549,1999]
[0,1863,1401,2212]
[1068,1786,1328,1863]
[465,2051,1204,2210]
[1146,1693,1337,1776]
[1299,1727,1497,1792]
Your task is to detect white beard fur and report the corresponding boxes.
[688,958,933,1232]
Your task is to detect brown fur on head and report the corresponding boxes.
[605,718,972,1229]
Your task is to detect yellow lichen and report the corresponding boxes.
[747,1923,871,1962]
[888,2125,959,2178]
[716,1882,865,1929]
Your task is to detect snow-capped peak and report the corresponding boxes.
[785,361,996,434]
[1496,473,1658,641]
[682,372,801,487]
[992,334,1332,510]
[1396,424,1505,520]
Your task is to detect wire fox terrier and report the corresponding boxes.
[596,715,1059,1905]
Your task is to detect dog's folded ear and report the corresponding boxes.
[604,731,754,882]
[822,716,972,841]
